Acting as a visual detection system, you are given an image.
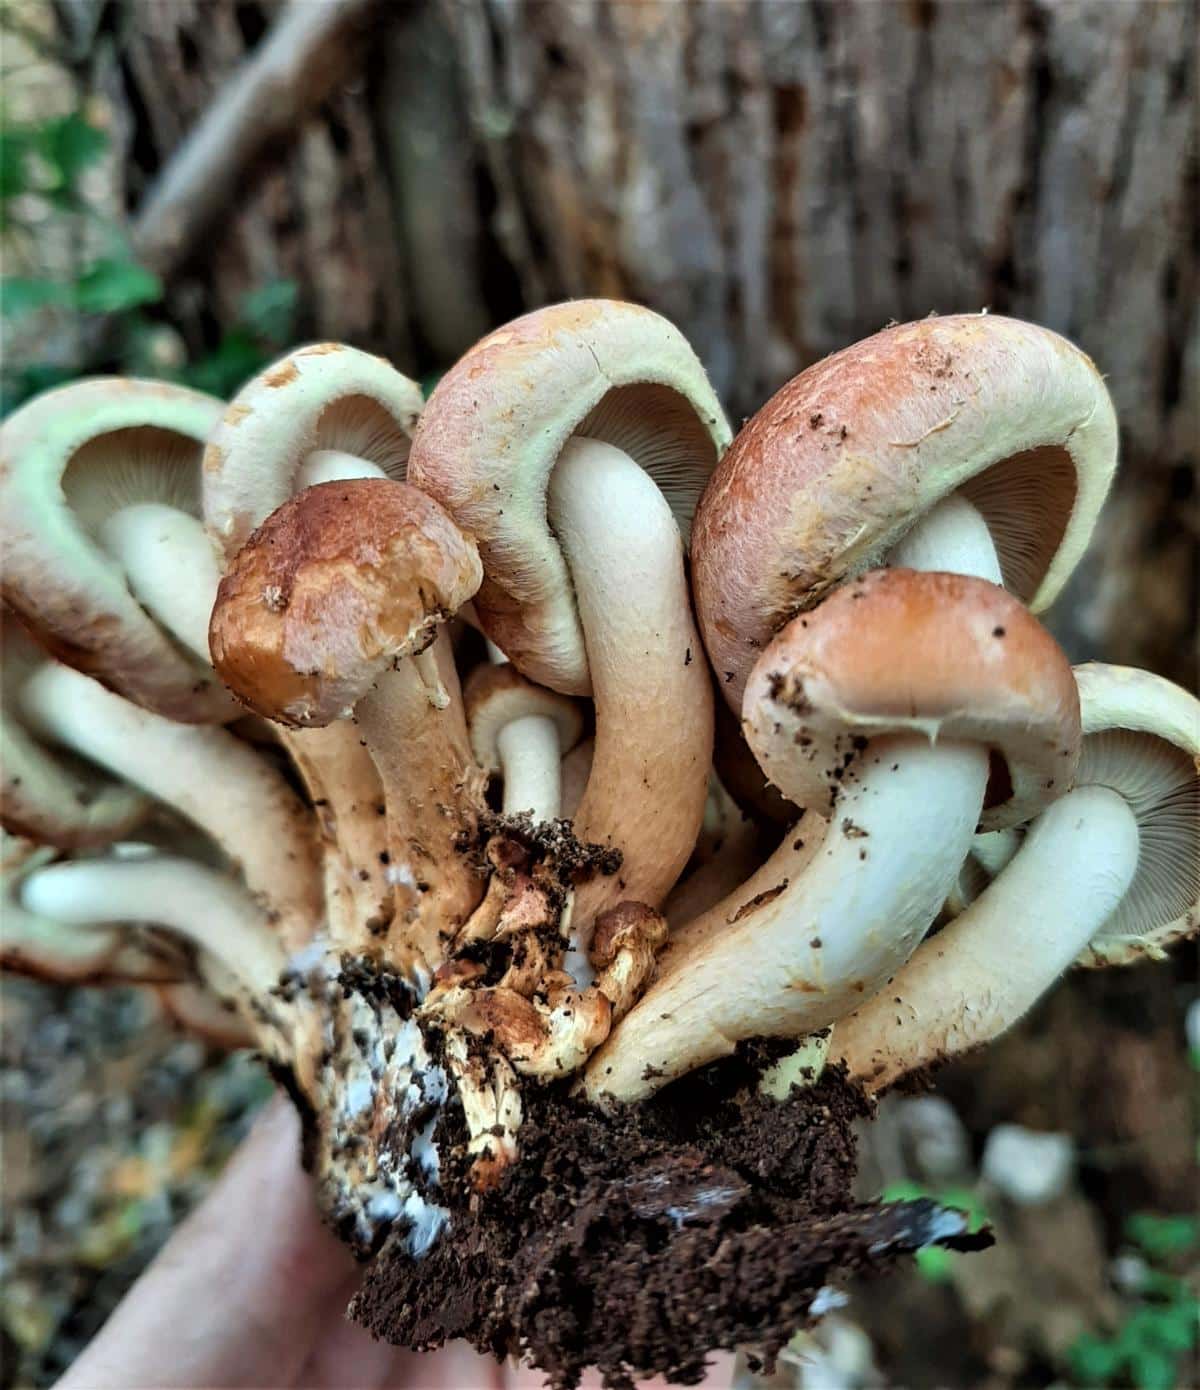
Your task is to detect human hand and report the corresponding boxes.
[56,1096,732,1389]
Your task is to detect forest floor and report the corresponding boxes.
[1,962,1196,1390]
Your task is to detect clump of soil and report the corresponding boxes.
[351,1043,989,1389]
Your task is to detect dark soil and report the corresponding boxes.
[351,1043,989,1389]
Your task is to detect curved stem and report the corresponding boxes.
[497,714,562,820]
[20,855,285,995]
[548,437,713,936]
[98,504,226,664]
[585,736,989,1101]
[830,784,1140,1092]
[21,663,322,947]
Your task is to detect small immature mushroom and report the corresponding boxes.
[588,902,669,1022]
[210,479,486,973]
[21,854,285,996]
[18,660,323,948]
[203,345,425,941]
[464,663,584,821]
[1,616,149,847]
[585,569,1080,1102]
[411,304,727,933]
[693,313,1117,709]
[830,664,1200,1091]
[0,378,232,721]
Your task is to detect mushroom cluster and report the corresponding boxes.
[2,306,1196,1387]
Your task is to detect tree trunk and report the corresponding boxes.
[64,0,1200,680]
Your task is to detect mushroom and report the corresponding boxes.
[203,345,425,944]
[17,659,323,948]
[585,569,1080,1102]
[209,478,486,974]
[662,776,762,925]
[409,301,727,932]
[20,854,285,996]
[0,378,232,722]
[693,313,1117,710]
[830,663,1200,1092]
[1,614,149,847]
[464,663,584,821]
[0,837,185,986]
[202,343,422,558]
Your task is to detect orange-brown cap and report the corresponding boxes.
[742,568,1081,831]
[209,479,481,726]
[694,314,1117,708]
[407,300,730,695]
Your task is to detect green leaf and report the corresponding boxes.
[1069,1333,1123,1384]
[0,129,33,201]
[1130,1347,1179,1390]
[914,1246,955,1283]
[38,113,108,190]
[74,260,162,314]
[182,330,268,397]
[1,277,71,316]
[1127,1213,1200,1261]
[240,279,298,345]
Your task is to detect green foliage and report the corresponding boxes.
[880,1180,990,1284]
[1,101,300,412]
[1067,1213,1199,1390]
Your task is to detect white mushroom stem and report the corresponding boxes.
[21,856,286,995]
[497,715,563,820]
[585,736,987,1101]
[296,451,389,488]
[98,504,226,663]
[101,500,389,944]
[548,436,713,935]
[830,784,1140,1092]
[21,663,322,946]
[890,493,1004,584]
[754,493,1022,1093]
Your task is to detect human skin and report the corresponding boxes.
[57,1096,729,1390]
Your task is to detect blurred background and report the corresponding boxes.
[1,1,1196,1386]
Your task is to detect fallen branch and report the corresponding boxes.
[131,0,380,278]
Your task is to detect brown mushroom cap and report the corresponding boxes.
[463,663,584,772]
[694,314,1117,708]
[407,300,730,695]
[743,569,1081,832]
[203,344,423,562]
[209,479,482,727]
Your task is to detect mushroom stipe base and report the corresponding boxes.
[341,1045,990,1390]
